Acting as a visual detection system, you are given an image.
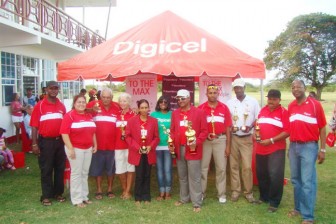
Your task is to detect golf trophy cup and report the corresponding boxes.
[139,128,148,154]
[255,119,261,142]
[120,115,126,141]
[232,107,239,133]
[209,110,217,139]
[94,95,102,113]
[161,125,176,158]
[185,121,196,154]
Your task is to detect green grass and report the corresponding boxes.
[1,91,335,224]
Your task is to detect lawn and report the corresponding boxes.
[0,91,335,224]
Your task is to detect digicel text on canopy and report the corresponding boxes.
[113,38,207,58]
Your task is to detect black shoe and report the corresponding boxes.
[268,206,278,213]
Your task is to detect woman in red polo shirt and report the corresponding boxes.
[126,99,159,204]
[60,95,97,208]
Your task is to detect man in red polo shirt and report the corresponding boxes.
[198,84,231,204]
[30,81,66,206]
[287,80,326,224]
[169,89,208,213]
[255,89,290,213]
[87,88,120,199]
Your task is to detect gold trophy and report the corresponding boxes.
[232,107,239,132]
[185,121,196,154]
[241,112,248,131]
[139,128,148,154]
[161,124,176,158]
[120,115,126,141]
[94,94,102,113]
[255,119,261,142]
[209,110,216,139]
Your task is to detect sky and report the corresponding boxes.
[65,0,336,83]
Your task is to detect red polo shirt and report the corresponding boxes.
[60,110,96,149]
[30,98,66,137]
[88,101,120,150]
[256,105,290,155]
[115,110,136,149]
[288,97,326,142]
[198,101,232,134]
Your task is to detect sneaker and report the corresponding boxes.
[245,195,256,203]
[268,206,278,213]
[219,197,227,204]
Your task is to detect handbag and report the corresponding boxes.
[326,131,336,147]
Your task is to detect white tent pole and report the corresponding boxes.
[105,0,112,39]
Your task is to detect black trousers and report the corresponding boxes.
[256,150,285,208]
[38,137,66,200]
[134,154,152,202]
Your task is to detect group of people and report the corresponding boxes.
[26,78,329,224]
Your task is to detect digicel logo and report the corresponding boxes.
[113,38,207,58]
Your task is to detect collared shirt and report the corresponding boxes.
[30,98,66,137]
[288,97,326,142]
[226,95,260,136]
[151,111,172,148]
[115,110,136,149]
[87,100,120,150]
[23,95,37,106]
[198,101,232,134]
[256,105,290,155]
[60,110,96,149]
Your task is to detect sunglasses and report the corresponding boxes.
[207,85,218,90]
[159,100,168,104]
[176,97,187,102]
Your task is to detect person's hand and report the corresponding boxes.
[317,151,325,164]
[92,146,97,153]
[225,148,230,157]
[32,144,40,156]
[241,126,251,133]
[68,148,76,160]
[189,143,196,151]
[207,133,216,141]
[259,139,272,146]
[146,146,151,154]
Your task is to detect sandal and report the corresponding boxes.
[107,192,115,199]
[288,210,300,218]
[83,200,92,204]
[156,193,165,201]
[193,206,201,213]
[75,203,86,208]
[95,192,103,200]
[41,198,52,206]
[55,195,66,202]
[174,200,185,206]
[165,193,171,200]
[122,193,132,200]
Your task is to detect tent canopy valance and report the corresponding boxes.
[57,11,265,81]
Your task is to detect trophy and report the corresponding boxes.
[232,107,239,132]
[241,112,249,131]
[120,115,126,141]
[94,94,102,113]
[255,119,261,142]
[139,128,148,154]
[209,110,217,139]
[161,124,176,158]
[185,121,196,154]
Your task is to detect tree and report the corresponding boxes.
[264,13,336,100]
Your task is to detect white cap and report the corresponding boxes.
[176,89,190,97]
[232,78,245,87]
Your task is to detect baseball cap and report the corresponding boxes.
[176,89,190,98]
[232,78,245,87]
[266,89,281,98]
[46,81,59,88]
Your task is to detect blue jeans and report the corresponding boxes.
[156,150,172,193]
[289,142,318,221]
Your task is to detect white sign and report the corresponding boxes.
[126,74,157,113]
[199,76,232,105]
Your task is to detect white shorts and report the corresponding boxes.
[12,115,23,123]
[115,149,135,174]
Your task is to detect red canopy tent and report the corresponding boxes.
[57,11,265,81]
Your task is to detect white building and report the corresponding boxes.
[0,0,116,140]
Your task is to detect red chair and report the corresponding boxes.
[20,122,32,153]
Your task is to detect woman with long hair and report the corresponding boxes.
[10,93,24,143]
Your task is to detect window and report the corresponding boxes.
[1,52,16,106]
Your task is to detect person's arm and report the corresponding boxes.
[31,127,40,155]
[92,133,97,153]
[61,134,75,159]
[318,126,326,164]
[225,126,231,157]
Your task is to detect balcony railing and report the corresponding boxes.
[0,0,105,49]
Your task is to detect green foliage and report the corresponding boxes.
[264,13,336,99]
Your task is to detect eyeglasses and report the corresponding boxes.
[207,85,218,90]
[159,100,168,104]
[176,97,187,102]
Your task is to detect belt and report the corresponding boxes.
[291,141,318,144]
[40,135,62,140]
[216,133,226,137]
[233,134,251,138]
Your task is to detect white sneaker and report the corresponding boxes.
[219,197,227,204]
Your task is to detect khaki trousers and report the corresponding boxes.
[229,135,253,197]
[201,135,227,198]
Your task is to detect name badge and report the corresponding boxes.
[141,129,147,136]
